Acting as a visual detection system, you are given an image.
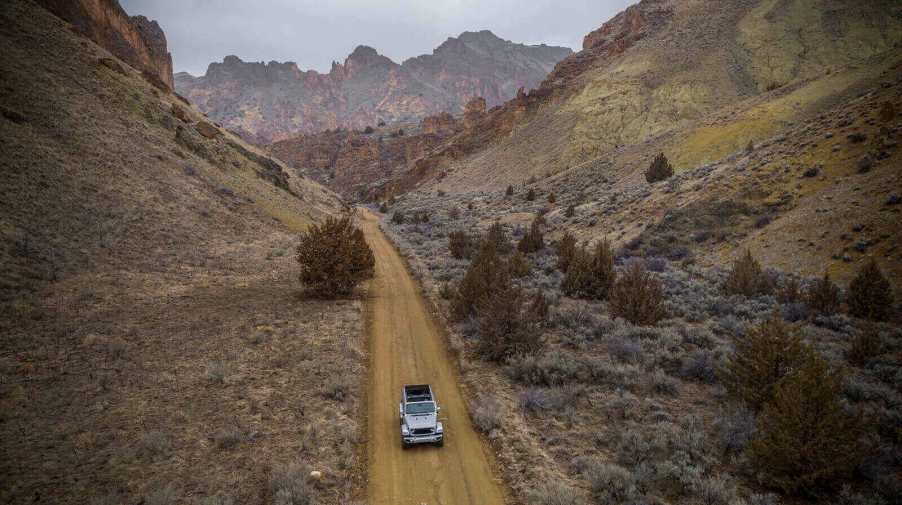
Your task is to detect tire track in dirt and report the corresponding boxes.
[357,208,507,505]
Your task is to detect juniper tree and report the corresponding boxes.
[645,153,674,183]
[608,262,666,326]
[452,241,510,320]
[806,271,841,316]
[296,216,374,298]
[556,232,577,273]
[517,217,544,254]
[723,249,772,297]
[749,353,866,494]
[448,230,473,259]
[847,258,893,321]
[476,283,542,362]
[562,240,616,300]
[721,313,812,411]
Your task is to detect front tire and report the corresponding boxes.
[402,440,411,450]
[436,437,444,448]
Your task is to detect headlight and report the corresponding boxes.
[435,422,443,433]
[401,425,409,435]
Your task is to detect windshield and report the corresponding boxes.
[406,402,435,414]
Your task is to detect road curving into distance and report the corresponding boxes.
[357,208,507,505]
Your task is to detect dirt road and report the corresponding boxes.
[357,209,507,505]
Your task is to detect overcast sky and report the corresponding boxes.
[121,0,635,76]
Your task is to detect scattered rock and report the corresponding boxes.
[310,470,322,480]
[824,132,834,139]
[847,132,867,143]
[171,103,190,123]
[1,106,27,124]
[98,57,126,75]
[842,253,853,262]
[195,121,220,138]
[887,194,901,206]
[831,144,841,152]
[182,164,197,177]
[802,166,820,178]
[215,187,235,198]
[852,223,865,232]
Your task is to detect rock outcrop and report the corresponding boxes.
[35,0,173,89]
[176,31,571,143]
[270,113,463,200]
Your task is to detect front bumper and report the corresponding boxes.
[402,433,443,444]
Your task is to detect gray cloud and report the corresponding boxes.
[121,0,635,75]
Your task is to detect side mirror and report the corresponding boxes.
[399,403,404,417]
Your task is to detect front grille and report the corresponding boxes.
[412,428,433,436]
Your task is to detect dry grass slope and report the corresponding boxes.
[0,1,363,504]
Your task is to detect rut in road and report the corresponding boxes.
[357,209,507,505]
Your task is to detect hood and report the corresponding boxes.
[404,413,437,430]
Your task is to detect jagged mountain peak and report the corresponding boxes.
[176,32,572,143]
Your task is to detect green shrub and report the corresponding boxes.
[848,323,884,366]
[609,262,666,325]
[548,192,556,204]
[517,216,544,253]
[645,152,673,183]
[529,290,549,325]
[448,230,473,259]
[526,188,536,201]
[452,243,510,320]
[565,204,575,218]
[476,283,542,362]
[556,232,577,272]
[749,353,866,494]
[777,276,801,304]
[505,184,514,196]
[296,216,374,298]
[562,240,615,299]
[507,251,532,278]
[806,271,841,316]
[723,249,772,297]
[721,313,812,411]
[847,258,893,321]
[391,211,405,224]
[482,221,511,254]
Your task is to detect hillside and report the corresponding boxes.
[369,0,902,291]
[175,31,571,143]
[0,1,366,504]
[370,3,902,505]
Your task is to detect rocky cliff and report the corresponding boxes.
[34,0,173,89]
[270,112,465,200]
[175,31,571,143]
